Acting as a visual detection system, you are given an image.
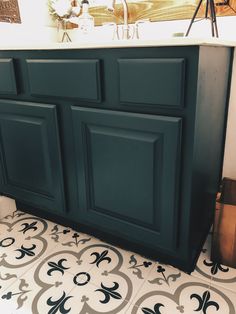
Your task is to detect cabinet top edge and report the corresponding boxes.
[0,38,235,51]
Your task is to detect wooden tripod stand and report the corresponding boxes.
[185,0,219,37]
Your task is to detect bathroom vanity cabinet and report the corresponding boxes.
[0,43,233,272]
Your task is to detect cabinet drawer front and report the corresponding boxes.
[26,59,101,102]
[72,107,182,252]
[0,100,65,213]
[0,59,17,95]
[118,58,185,108]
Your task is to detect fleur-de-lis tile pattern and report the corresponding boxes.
[192,234,236,293]
[190,290,219,313]
[141,303,164,314]
[0,202,236,313]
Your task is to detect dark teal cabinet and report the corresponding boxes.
[0,45,232,272]
[0,100,65,213]
[26,59,101,102]
[71,107,182,252]
[118,58,185,108]
[0,59,17,95]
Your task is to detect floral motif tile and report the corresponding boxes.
[129,263,236,314]
[0,254,131,314]
[192,235,236,294]
[0,212,66,294]
[0,259,76,314]
[208,283,236,314]
[38,239,112,280]
[142,262,184,294]
[0,247,39,293]
[0,271,18,297]
[0,213,61,265]
[64,279,131,313]
[128,282,236,314]
[46,222,99,252]
[0,209,27,225]
[1,203,236,314]
[86,244,155,305]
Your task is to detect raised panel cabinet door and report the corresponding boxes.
[0,100,65,213]
[118,58,185,108]
[0,59,17,95]
[72,107,182,252]
[26,59,101,102]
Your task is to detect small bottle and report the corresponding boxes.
[78,0,94,34]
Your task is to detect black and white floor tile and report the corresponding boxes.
[192,234,236,295]
[0,199,236,313]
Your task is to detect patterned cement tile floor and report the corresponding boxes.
[0,198,236,313]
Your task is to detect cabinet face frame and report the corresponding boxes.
[0,100,66,214]
[71,106,182,253]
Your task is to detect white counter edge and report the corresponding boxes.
[0,37,235,50]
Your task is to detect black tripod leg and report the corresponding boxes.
[209,0,215,36]
[205,0,209,18]
[210,0,219,37]
[185,0,203,36]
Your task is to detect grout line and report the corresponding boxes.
[88,243,157,305]
[123,259,156,306]
[190,270,213,284]
[125,302,138,313]
[191,247,236,296]
[210,278,236,295]
[62,254,100,277]
[201,280,212,314]
[0,252,47,295]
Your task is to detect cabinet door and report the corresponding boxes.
[72,107,182,252]
[0,100,65,214]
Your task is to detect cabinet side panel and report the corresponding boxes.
[190,46,232,251]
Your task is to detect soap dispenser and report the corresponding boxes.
[78,0,94,34]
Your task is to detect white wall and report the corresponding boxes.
[0,0,54,43]
[223,49,236,180]
[17,0,50,26]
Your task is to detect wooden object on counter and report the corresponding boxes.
[0,0,21,24]
[212,178,236,268]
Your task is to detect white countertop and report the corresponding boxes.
[0,37,235,50]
